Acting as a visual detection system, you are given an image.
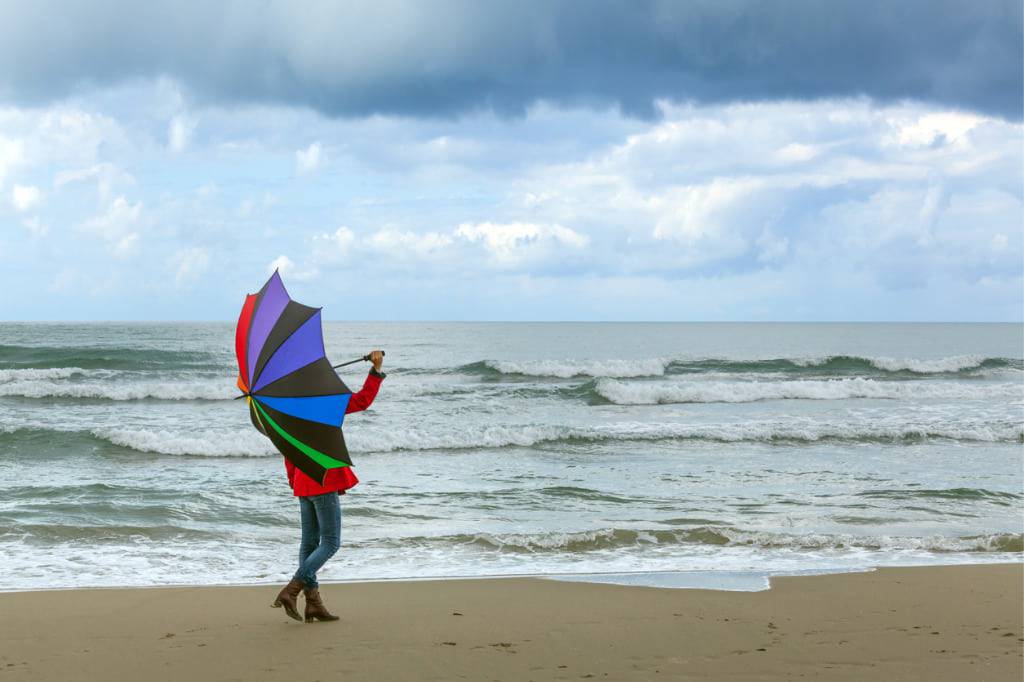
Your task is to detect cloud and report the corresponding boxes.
[168,113,196,153]
[505,99,1022,284]
[269,254,317,281]
[295,142,323,174]
[54,161,132,191]
[894,112,986,148]
[111,233,138,257]
[22,216,48,237]
[310,221,589,273]
[79,196,143,258]
[0,74,1018,321]
[169,247,210,287]
[312,226,455,268]
[650,179,761,265]
[0,135,23,188]
[0,105,132,208]
[11,183,41,211]
[454,221,588,267]
[237,192,278,217]
[0,1,1018,119]
[755,227,788,264]
[54,163,134,201]
[366,228,454,257]
[251,96,1022,320]
[268,254,293,274]
[314,227,356,256]
[47,268,76,293]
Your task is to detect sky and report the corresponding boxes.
[0,0,1021,321]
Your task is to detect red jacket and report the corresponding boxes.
[285,369,384,497]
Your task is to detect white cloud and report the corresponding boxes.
[269,254,317,281]
[269,254,293,273]
[893,112,984,148]
[53,163,134,201]
[756,227,788,264]
[311,226,454,269]
[821,187,943,252]
[775,143,820,163]
[0,136,24,189]
[0,107,135,245]
[368,228,454,255]
[11,184,41,211]
[112,232,139,258]
[48,268,77,293]
[168,113,197,153]
[508,99,1020,283]
[29,108,128,168]
[652,179,760,242]
[454,221,588,267]
[22,216,48,238]
[313,226,356,258]
[0,83,1018,321]
[54,165,101,187]
[169,247,210,287]
[309,221,590,273]
[296,142,323,174]
[237,192,278,217]
[79,196,143,258]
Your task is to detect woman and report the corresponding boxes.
[272,349,385,623]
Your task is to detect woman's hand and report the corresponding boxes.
[368,350,384,372]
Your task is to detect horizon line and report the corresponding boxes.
[1,319,1021,325]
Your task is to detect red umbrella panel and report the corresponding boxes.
[235,271,352,484]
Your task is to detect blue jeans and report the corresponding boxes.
[293,492,341,588]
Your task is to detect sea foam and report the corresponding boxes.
[386,527,1024,554]
[68,419,1021,457]
[471,354,1015,379]
[0,367,89,382]
[593,377,1021,405]
[95,427,275,457]
[483,358,672,378]
[0,374,235,400]
[4,411,1016,460]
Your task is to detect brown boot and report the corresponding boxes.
[304,587,340,623]
[271,578,305,621]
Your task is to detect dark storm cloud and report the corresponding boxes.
[0,0,1020,118]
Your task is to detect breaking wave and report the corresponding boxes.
[454,355,1021,380]
[387,527,1024,554]
[0,367,89,382]
[591,377,1022,405]
[471,358,671,379]
[4,418,1020,459]
[0,426,274,458]
[856,488,1022,504]
[95,428,275,457]
[355,421,1023,452]
[0,374,235,401]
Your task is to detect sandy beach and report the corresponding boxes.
[0,564,1019,681]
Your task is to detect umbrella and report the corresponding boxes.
[235,271,353,484]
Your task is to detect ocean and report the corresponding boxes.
[0,322,1021,591]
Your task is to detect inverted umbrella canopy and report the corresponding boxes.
[235,271,352,484]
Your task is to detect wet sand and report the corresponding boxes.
[0,564,1020,681]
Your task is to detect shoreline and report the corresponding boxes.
[0,563,1020,680]
[2,558,1021,594]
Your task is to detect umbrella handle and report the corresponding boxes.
[332,350,385,369]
